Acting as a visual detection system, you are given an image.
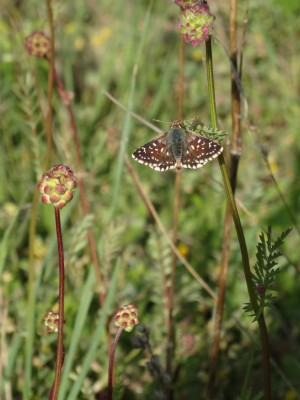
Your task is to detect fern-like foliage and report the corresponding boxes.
[181,117,228,143]
[244,226,292,320]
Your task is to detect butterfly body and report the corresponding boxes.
[132,121,223,172]
[166,125,188,170]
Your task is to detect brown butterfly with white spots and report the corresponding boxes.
[132,120,223,172]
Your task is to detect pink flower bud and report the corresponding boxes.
[44,311,64,333]
[114,304,139,332]
[176,2,215,47]
[25,32,51,58]
[38,165,77,209]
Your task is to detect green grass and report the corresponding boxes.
[1,0,300,399]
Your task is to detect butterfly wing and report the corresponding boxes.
[181,132,223,169]
[132,134,176,171]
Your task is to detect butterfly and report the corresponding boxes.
[132,120,223,172]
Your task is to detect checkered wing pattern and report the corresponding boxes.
[181,133,223,169]
[132,134,177,171]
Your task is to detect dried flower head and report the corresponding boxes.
[38,165,77,209]
[25,32,51,58]
[44,311,63,333]
[114,304,139,332]
[176,1,215,47]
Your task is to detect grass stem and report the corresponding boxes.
[205,37,272,399]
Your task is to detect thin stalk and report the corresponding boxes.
[24,191,39,400]
[44,0,55,168]
[264,155,300,236]
[165,34,185,395]
[126,157,216,299]
[24,2,55,396]
[205,38,272,399]
[49,208,65,400]
[53,69,105,305]
[207,0,242,396]
[107,327,123,400]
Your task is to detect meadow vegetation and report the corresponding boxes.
[1,0,300,399]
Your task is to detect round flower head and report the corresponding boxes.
[114,304,139,333]
[38,165,77,209]
[177,2,215,47]
[25,32,51,58]
[44,311,63,333]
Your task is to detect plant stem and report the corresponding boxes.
[53,69,105,305]
[24,190,39,400]
[205,38,272,399]
[108,327,123,400]
[24,2,55,396]
[207,0,242,395]
[44,0,55,168]
[49,208,65,400]
[126,157,216,298]
[165,34,185,398]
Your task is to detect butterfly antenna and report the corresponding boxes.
[153,118,172,125]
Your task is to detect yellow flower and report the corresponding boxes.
[64,22,76,34]
[284,389,297,400]
[91,27,112,47]
[177,243,189,257]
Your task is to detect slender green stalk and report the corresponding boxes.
[205,38,272,399]
[207,0,242,393]
[165,33,185,395]
[24,190,39,400]
[24,2,55,397]
[109,0,153,220]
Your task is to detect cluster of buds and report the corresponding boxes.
[175,1,215,47]
[44,311,64,333]
[38,165,77,209]
[24,32,51,58]
[114,304,139,332]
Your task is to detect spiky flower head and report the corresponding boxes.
[176,1,215,47]
[44,311,63,333]
[25,32,51,58]
[38,165,77,209]
[114,304,139,332]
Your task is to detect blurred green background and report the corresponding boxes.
[1,0,300,398]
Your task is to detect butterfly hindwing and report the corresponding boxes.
[181,132,223,169]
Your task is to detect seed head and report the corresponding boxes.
[114,304,139,332]
[38,165,77,209]
[25,32,51,58]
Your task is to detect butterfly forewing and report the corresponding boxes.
[132,134,177,171]
[181,133,223,169]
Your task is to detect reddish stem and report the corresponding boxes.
[49,208,65,399]
[52,68,105,306]
[108,327,123,400]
